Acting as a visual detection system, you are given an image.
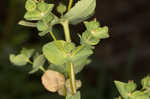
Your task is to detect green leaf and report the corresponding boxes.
[37,2,54,13]
[42,13,54,23]
[18,20,37,27]
[84,20,109,39]
[37,20,49,31]
[84,20,100,31]
[49,58,91,75]
[71,45,93,62]
[24,10,43,20]
[38,28,51,36]
[25,0,36,12]
[80,31,100,46]
[24,3,54,21]
[63,42,75,53]
[114,81,129,99]
[9,54,28,66]
[91,26,109,39]
[48,64,67,76]
[131,91,145,97]
[57,3,66,15]
[63,0,96,25]
[43,40,71,65]
[73,58,91,74]
[21,48,35,58]
[66,91,81,99]
[131,91,149,99]
[141,76,150,89]
[125,81,137,93]
[38,14,59,37]
[29,55,45,74]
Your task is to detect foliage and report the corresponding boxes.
[115,76,150,99]
[9,0,110,99]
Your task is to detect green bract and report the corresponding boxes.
[84,20,100,30]
[84,20,109,39]
[25,0,36,12]
[141,76,150,89]
[114,81,129,99]
[57,3,66,15]
[37,20,49,31]
[115,76,150,99]
[90,26,109,39]
[80,31,100,46]
[24,2,54,21]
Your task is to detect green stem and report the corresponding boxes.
[67,63,76,95]
[61,20,71,42]
[49,31,57,41]
[68,0,73,11]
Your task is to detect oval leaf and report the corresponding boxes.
[29,54,45,74]
[63,0,96,25]
[9,54,28,66]
[43,40,74,65]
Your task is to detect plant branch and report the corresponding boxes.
[49,31,57,41]
[68,0,73,11]
[68,63,76,95]
[61,20,71,42]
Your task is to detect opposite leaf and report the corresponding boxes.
[25,0,37,12]
[29,54,45,74]
[21,48,35,58]
[141,76,150,89]
[9,54,28,66]
[114,81,129,99]
[43,40,73,65]
[63,0,96,25]
[24,3,54,21]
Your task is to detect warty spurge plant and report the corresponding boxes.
[9,0,109,98]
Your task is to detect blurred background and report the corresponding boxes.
[0,0,150,99]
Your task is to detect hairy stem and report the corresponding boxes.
[68,0,73,11]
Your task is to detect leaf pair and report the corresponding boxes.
[80,20,109,47]
[115,76,150,99]
[10,48,35,66]
[43,40,93,65]
[25,1,54,21]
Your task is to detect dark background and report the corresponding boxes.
[0,0,150,99]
